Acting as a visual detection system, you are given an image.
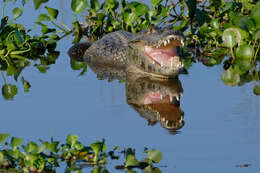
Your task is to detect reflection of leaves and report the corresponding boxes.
[2,84,18,100]
[221,67,240,86]
[253,85,260,95]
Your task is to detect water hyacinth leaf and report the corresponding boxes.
[125,155,139,167]
[72,21,82,44]
[234,59,251,75]
[66,134,78,147]
[45,6,59,21]
[151,0,162,8]
[37,14,50,22]
[70,59,86,70]
[33,0,49,10]
[126,170,137,173]
[253,85,260,95]
[255,29,260,40]
[221,67,240,86]
[143,166,162,173]
[91,140,106,154]
[0,151,4,163]
[13,8,23,19]
[24,141,39,153]
[123,12,137,26]
[195,9,210,26]
[48,141,59,153]
[135,4,149,16]
[222,28,240,48]
[90,0,100,11]
[0,134,10,144]
[251,2,260,28]
[2,84,18,100]
[71,0,88,14]
[11,137,23,149]
[235,45,254,60]
[147,149,162,163]
[185,0,197,19]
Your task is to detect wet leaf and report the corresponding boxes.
[235,45,254,60]
[71,0,88,14]
[251,2,260,28]
[66,134,78,147]
[13,8,23,19]
[147,150,162,163]
[90,0,100,11]
[222,28,240,48]
[221,67,240,86]
[11,137,23,150]
[33,0,49,10]
[0,134,10,144]
[24,141,39,153]
[151,0,162,8]
[45,6,59,21]
[37,14,50,22]
[253,85,260,95]
[125,155,139,167]
[2,84,18,100]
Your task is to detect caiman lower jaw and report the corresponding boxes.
[144,41,183,68]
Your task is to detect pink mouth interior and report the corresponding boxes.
[144,45,178,67]
[143,91,170,104]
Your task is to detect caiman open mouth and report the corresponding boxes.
[144,35,184,68]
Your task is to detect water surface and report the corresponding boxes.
[1,1,259,172]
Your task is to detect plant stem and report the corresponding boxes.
[230,47,235,63]
[1,71,7,84]
[51,21,70,34]
[56,20,72,32]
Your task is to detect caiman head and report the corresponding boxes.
[127,25,185,78]
[126,74,184,134]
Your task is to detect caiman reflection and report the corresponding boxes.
[69,47,185,134]
[126,74,184,134]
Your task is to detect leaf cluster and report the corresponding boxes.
[0,134,163,172]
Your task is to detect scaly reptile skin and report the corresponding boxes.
[68,25,185,78]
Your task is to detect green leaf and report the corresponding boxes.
[195,9,210,26]
[254,29,260,40]
[251,2,260,28]
[135,4,149,16]
[47,141,59,153]
[125,155,139,167]
[221,67,240,86]
[2,84,18,100]
[71,0,88,14]
[151,0,162,8]
[66,134,78,147]
[185,0,196,19]
[37,14,51,22]
[13,8,23,19]
[0,134,10,144]
[122,12,137,26]
[90,0,100,11]
[0,151,4,163]
[253,85,260,95]
[235,45,254,60]
[24,141,39,153]
[222,28,241,48]
[147,150,162,163]
[11,137,23,149]
[45,6,59,21]
[33,0,49,10]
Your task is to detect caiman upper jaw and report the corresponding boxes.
[151,34,185,48]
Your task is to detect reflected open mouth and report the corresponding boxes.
[143,91,180,105]
[144,36,184,68]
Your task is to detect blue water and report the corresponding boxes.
[0,1,259,172]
